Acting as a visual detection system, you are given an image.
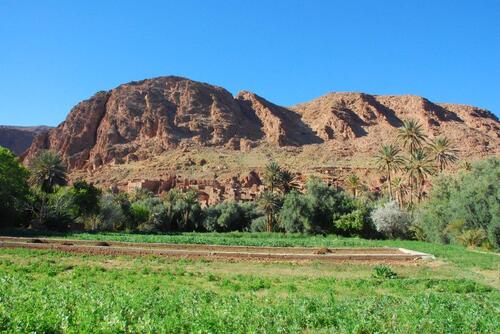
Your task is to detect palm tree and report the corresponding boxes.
[28,150,67,193]
[258,191,281,232]
[397,119,427,154]
[374,144,404,200]
[405,148,436,203]
[391,177,408,207]
[431,136,459,172]
[277,169,298,194]
[180,189,199,229]
[263,162,282,193]
[345,174,361,198]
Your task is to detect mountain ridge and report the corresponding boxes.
[21,76,499,186]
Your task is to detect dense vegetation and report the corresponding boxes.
[0,246,498,333]
[0,119,498,251]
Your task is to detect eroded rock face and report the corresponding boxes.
[24,76,500,172]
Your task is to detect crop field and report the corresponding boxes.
[0,232,499,333]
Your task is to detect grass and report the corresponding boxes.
[5,230,499,270]
[0,232,499,333]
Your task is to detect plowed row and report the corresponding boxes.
[0,236,433,263]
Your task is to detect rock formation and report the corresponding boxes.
[0,125,51,155]
[23,76,499,176]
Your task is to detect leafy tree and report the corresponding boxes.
[203,202,259,232]
[431,136,459,172]
[70,181,101,217]
[258,191,281,232]
[28,150,67,193]
[375,144,404,200]
[397,119,427,154]
[0,147,29,226]
[279,190,313,233]
[418,157,499,244]
[98,193,127,231]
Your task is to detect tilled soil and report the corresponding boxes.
[0,236,433,263]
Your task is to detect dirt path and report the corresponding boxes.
[0,236,433,263]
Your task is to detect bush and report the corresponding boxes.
[370,201,411,239]
[458,229,488,248]
[250,216,268,232]
[372,265,398,279]
[487,222,500,250]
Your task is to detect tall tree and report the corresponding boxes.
[0,147,29,226]
[263,162,282,193]
[391,177,408,207]
[277,169,298,194]
[179,189,199,229]
[405,148,436,203]
[345,174,361,198]
[28,150,67,193]
[431,136,459,172]
[375,144,404,200]
[258,191,281,232]
[397,119,427,154]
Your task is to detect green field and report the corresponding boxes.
[0,232,499,333]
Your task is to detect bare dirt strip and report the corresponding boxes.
[0,236,434,263]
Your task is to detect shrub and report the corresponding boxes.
[487,222,500,250]
[458,229,488,248]
[250,216,268,232]
[370,201,411,239]
[372,265,398,279]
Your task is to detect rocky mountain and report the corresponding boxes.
[0,125,51,155]
[23,76,499,183]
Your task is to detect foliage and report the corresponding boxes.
[0,147,29,226]
[487,221,500,250]
[457,229,488,248]
[203,202,259,232]
[431,136,459,172]
[69,181,101,216]
[28,150,67,193]
[257,191,281,232]
[371,201,411,239]
[372,265,398,279]
[97,193,128,231]
[0,247,498,333]
[397,119,427,153]
[279,190,313,233]
[374,144,404,200]
[418,157,499,245]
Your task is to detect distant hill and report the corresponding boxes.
[0,125,52,155]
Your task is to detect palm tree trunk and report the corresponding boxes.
[387,168,393,200]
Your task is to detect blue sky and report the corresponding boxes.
[1,0,499,126]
